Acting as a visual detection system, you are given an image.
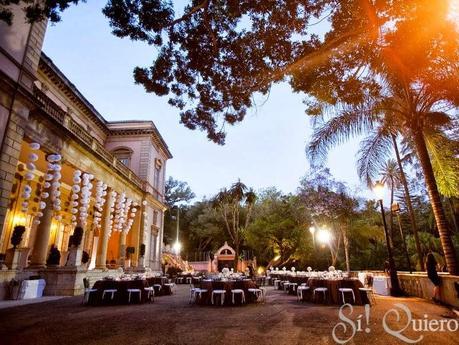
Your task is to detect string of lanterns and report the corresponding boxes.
[21,142,40,214]
[78,172,94,228]
[47,153,62,221]
[92,180,107,229]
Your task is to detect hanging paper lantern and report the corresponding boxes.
[24,172,34,181]
[29,142,40,150]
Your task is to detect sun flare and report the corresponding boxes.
[448,0,459,24]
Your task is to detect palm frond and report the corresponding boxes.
[307,105,376,162]
[356,127,393,187]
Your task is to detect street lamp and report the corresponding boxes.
[373,181,403,296]
[392,202,413,274]
[317,228,332,245]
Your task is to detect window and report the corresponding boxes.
[112,147,132,167]
[153,159,162,190]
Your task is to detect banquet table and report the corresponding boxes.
[146,276,171,295]
[307,278,368,305]
[18,279,46,300]
[372,276,391,296]
[92,279,150,304]
[198,280,259,305]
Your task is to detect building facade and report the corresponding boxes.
[0,4,171,298]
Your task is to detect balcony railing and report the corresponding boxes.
[33,85,154,196]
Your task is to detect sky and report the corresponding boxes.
[42,1,373,201]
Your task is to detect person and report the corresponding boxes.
[426,252,441,303]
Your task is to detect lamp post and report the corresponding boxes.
[392,202,412,274]
[173,206,182,255]
[374,181,403,296]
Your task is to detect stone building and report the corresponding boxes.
[0,4,171,298]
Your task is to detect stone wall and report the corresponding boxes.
[398,272,459,308]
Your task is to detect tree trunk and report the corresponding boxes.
[389,179,395,246]
[343,230,350,272]
[392,134,424,270]
[412,130,458,274]
[234,242,239,271]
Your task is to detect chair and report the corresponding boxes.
[82,277,98,305]
[283,282,291,292]
[144,286,155,302]
[297,286,310,302]
[338,288,355,304]
[248,288,265,302]
[273,279,281,289]
[211,290,226,305]
[231,289,246,304]
[359,287,376,305]
[185,277,192,284]
[176,277,184,284]
[164,282,175,294]
[190,288,208,304]
[153,284,162,295]
[127,288,142,303]
[313,287,328,303]
[289,283,298,293]
[102,289,117,302]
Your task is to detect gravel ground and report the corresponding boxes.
[0,285,458,345]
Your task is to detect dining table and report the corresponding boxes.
[197,279,259,305]
[306,278,368,305]
[91,279,150,305]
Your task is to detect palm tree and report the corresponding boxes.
[380,159,399,243]
[212,181,256,269]
[308,81,459,274]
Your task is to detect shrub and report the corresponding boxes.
[70,227,84,247]
[11,225,26,249]
[139,243,146,257]
[126,246,135,259]
[46,245,60,266]
[82,250,89,264]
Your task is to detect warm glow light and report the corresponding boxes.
[13,213,27,226]
[257,266,265,275]
[173,241,182,254]
[273,254,281,261]
[309,226,316,235]
[317,228,332,244]
[448,0,459,25]
[373,180,385,201]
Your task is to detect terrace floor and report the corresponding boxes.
[0,285,457,345]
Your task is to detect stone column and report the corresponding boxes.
[29,204,54,268]
[119,231,127,267]
[96,189,114,269]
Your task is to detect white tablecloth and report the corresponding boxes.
[373,276,391,296]
[18,279,46,299]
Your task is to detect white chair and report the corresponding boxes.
[313,287,328,303]
[248,288,265,302]
[102,289,117,302]
[211,290,226,305]
[231,289,246,304]
[82,278,97,305]
[283,282,291,292]
[153,284,162,295]
[127,288,142,303]
[164,282,175,294]
[186,277,193,284]
[297,286,310,301]
[273,279,281,289]
[289,283,298,292]
[190,288,208,304]
[176,277,184,284]
[144,286,155,301]
[338,288,355,304]
[359,287,376,305]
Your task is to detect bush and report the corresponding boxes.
[11,225,26,249]
[46,245,60,266]
[166,266,183,277]
[82,250,89,264]
[69,227,84,247]
[126,246,135,259]
[139,243,146,257]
